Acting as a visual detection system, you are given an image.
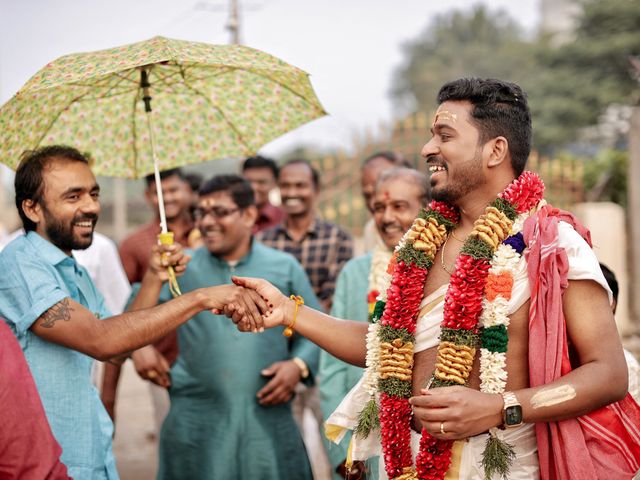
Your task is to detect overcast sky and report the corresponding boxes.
[0,0,539,157]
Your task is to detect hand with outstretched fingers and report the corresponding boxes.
[256,360,301,405]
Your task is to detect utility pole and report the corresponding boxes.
[226,0,241,45]
[629,105,640,331]
[195,0,260,45]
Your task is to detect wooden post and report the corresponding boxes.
[628,105,640,330]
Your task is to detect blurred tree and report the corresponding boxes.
[392,6,535,115]
[582,149,629,207]
[392,0,640,153]
[529,0,640,150]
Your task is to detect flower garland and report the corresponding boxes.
[354,171,545,480]
[368,244,393,321]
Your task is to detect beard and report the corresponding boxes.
[42,205,97,252]
[430,151,485,204]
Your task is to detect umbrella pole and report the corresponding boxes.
[142,68,182,297]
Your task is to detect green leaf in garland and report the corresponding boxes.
[420,208,457,230]
[431,377,465,388]
[482,325,509,353]
[461,236,494,260]
[396,244,433,269]
[370,300,386,324]
[379,377,412,398]
[354,398,380,439]
[440,328,480,348]
[378,324,415,344]
[481,435,516,480]
[491,198,518,221]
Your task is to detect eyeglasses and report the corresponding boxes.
[193,206,240,220]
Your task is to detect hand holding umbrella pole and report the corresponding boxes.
[142,67,182,298]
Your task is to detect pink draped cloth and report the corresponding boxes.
[524,205,640,479]
[0,320,70,479]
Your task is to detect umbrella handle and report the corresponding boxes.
[158,232,182,298]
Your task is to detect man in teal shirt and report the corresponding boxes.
[130,174,320,479]
[319,168,429,479]
[0,146,265,480]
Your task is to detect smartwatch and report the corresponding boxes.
[501,391,524,428]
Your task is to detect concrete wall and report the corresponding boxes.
[574,202,632,335]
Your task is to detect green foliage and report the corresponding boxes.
[582,149,629,207]
[354,398,380,439]
[440,328,480,348]
[397,244,433,269]
[378,324,415,345]
[379,377,413,398]
[392,0,640,153]
[491,198,518,221]
[461,237,494,260]
[482,436,516,480]
[392,6,533,116]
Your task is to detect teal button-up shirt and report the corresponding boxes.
[0,232,118,480]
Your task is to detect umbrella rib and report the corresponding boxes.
[181,81,253,154]
[130,90,141,177]
[69,72,139,100]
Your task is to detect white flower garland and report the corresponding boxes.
[479,212,527,394]
[369,244,393,302]
[362,322,381,395]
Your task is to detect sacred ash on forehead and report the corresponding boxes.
[432,105,458,126]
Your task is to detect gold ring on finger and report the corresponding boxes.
[440,421,446,435]
[147,370,158,379]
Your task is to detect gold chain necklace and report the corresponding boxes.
[441,229,467,274]
[440,235,455,275]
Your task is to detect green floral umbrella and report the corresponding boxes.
[0,36,325,179]
[0,36,326,295]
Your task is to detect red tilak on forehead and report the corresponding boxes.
[383,190,391,201]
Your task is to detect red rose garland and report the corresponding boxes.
[368,171,545,480]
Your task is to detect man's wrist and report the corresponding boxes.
[142,268,165,287]
[195,288,218,312]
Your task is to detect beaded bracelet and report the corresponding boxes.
[283,295,304,337]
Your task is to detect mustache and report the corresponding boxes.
[426,154,445,165]
[73,213,98,223]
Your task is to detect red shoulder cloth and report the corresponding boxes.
[523,205,640,479]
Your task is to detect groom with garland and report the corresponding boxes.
[228,78,640,479]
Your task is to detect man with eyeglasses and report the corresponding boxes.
[128,174,321,479]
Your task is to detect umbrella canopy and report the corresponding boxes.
[0,36,326,178]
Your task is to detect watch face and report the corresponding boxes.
[505,405,523,426]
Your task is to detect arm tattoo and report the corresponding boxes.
[40,298,74,328]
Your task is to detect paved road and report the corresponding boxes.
[112,362,158,480]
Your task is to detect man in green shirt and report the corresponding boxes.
[129,174,321,479]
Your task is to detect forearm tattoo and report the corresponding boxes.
[40,298,73,328]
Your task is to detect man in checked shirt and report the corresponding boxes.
[258,158,354,477]
[258,159,353,312]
